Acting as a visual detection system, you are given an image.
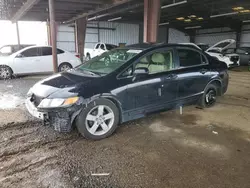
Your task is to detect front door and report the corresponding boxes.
[13,47,43,74]
[126,48,178,113]
[175,48,211,102]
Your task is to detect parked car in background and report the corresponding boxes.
[26,43,229,140]
[205,39,240,68]
[223,47,250,66]
[84,43,118,60]
[0,44,34,56]
[0,46,82,79]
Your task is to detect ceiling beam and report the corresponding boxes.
[11,0,41,22]
[63,0,134,24]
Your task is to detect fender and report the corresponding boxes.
[204,78,222,95]
[79,93,123,123]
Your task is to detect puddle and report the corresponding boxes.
[0,94,25,109]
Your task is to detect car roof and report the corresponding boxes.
[126,43,202,51]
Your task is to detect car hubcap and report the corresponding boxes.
[205,89,216,106]
[0,67,10,79]
[60,65,71,72]
[86,105,115,136]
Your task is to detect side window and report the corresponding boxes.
[135,50,174,74]
[41,47,52,56]
[177,49,202,67]
[100,44,105,50]
[57,49,64,54]
[95,44,100,49]
[21,48,40,57]
[236,48,247,54]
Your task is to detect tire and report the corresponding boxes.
[76,98,119,140]
[58,63,72,72]
[0,65,13,80]
[198,84,218,108]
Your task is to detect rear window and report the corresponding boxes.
[41,47,52,56]
[57,49,64,54]
[178,49,202,67]
[106,44,117,50]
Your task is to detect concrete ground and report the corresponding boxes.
[0,69,250,188]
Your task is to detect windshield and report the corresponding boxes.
[76,48,142,76]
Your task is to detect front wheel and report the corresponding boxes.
[0,65,13,80]
[198,84,218,108]
[76,98,119,140]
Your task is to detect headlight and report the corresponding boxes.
[38,97,79,108]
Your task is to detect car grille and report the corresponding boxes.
[31,94,43,107]
[230,56,239,63]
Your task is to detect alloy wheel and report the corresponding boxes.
[60,64,71,72]
[0,67,11,79]
[205,89,216,106]
[85,105,115,136]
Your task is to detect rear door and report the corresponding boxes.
[13,47,42,74]
[175,48,211,102]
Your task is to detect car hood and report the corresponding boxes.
[0,56,11,65]
[30,70,98,98]
[206,39,236,52]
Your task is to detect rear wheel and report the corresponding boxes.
[76,98,119,140]
[198,84,218,108]
[58,63,72,72]
[0,65,13,80]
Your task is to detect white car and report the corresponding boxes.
[85,43,118,60]
[205,39,240,68]
[0,46,82,79]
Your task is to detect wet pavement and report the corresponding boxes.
[0,70,250,188]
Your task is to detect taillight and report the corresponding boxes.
[75,54,80,58]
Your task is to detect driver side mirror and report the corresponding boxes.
[16,53,24,58]
[133,67,149,81]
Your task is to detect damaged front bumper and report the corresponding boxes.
[25,97,82,133]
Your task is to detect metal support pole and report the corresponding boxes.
[16,21,21,49]
[166,27,169,43]
[143,0,161,43]
[236,31,242,48]
[76,17,87,62]
[49,0,58,73]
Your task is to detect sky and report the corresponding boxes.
[0,21,48,47]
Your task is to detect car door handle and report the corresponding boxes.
[165,74,177,80]
[200,68,208,74]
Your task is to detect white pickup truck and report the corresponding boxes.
[84,43,118,60]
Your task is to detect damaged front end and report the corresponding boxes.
[26,93,84,132]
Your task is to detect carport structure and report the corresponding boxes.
[1,0,250,72]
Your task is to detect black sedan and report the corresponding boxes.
[26,43,229,140]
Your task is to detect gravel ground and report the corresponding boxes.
[0,70,250,188]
